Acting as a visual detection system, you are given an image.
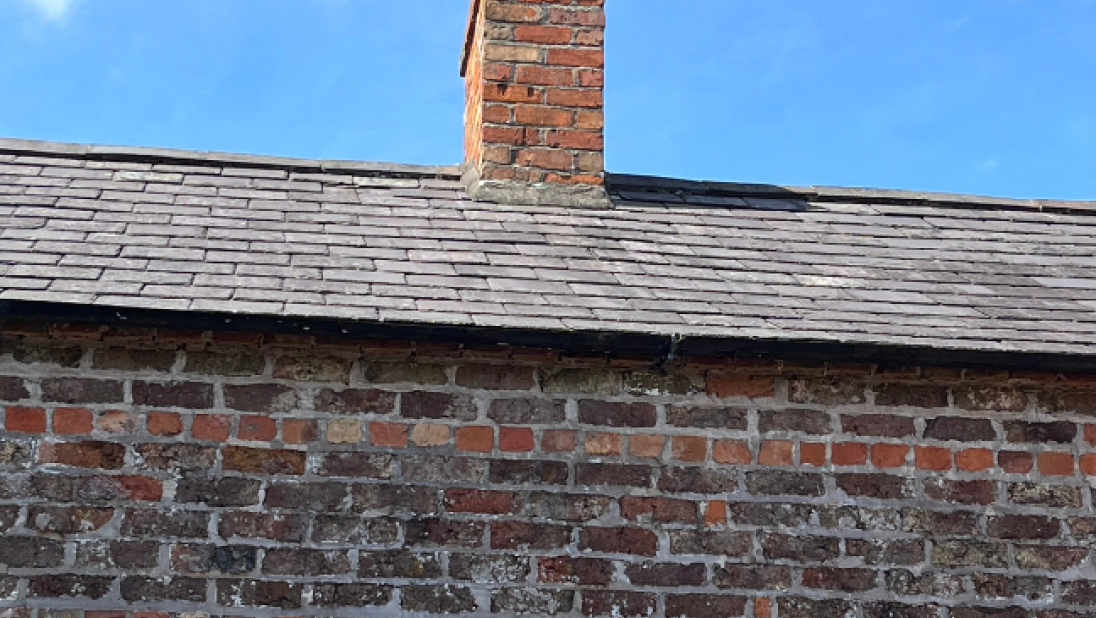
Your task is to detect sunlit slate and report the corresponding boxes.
[2,138,1096,356]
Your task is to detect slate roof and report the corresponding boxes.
[2,137,1096,358]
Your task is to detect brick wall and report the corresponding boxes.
[3,323,1096,618]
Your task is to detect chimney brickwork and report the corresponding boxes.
[461,0,608,207]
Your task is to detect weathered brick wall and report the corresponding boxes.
[2,323,1096,618]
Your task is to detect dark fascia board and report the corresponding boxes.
[459,0,482,77]
[0,137,461,180]
[4,300,1096,374]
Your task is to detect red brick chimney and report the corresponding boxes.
[460,0,607,207]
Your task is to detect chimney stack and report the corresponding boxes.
[461,0,607,207]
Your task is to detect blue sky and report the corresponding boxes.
[2,0,1095,199]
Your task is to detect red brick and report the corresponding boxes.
[192,414,231,441]
[545,128,603,149]
[583,591,658,617]
[238,415,277,441]
[1086,424,1096,446]
[98,409,137,433]
[548,171,603,185]
[370,422,408,448]
[578,400,656,428]
[481,165,525,181]
[499,426,534,452]
[482,61,513,81]
[40,440,125,469]
[924,416,993,441]
[621,496,698,524]
[222,445,305,475]
[956,447,994,472]
[832,442,868,466]
[491,521,570,550]
[578,462,652,488]
[456,426,494,452]
[586,432,622,455]
[411,423,451,447]
[282,419,318,444]
[484,2,540,22]
[483,83,543,104]
[915,446,952,471]
[755,597,772,618]
[871,443,908,468]
[515,105,573,127]
[515,65,575,86]
[1039,451,1074,476]
[842,414,915,438]
[6,405,46,433]
[758,440,793,466]
[50,407,92,435]
[445,488,518,514]
[578,67,604,87]
[576,109,604,129]
[1080,453,1096,476]
[631,434,665,458]
[547,6,605,26]
[712,439,750,464]
[84,474,163,501]
[999,450,1034,473]
[482,126,527,146]
[547,47,604,67]
[706,374,775,398]
[704,500,728,527]
[800,442,826,466]
[539,556,613,585]
[802,566,877,591]
[481,144,512,165]
[672,436,707,462]
[483,104,511,123]
[580,526,658,556]
[147,411,183,437]
[545,88,604,109]
[514,25,573,44]
[542,428,576,452]
[515,148,573,171]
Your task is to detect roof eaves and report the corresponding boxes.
[6,299,1096,374]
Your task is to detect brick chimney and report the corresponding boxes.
[460,0,607,207]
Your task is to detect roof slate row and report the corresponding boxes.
[1,139,1095,357]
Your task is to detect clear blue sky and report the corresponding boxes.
[2,0,1095,199]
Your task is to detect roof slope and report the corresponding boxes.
[2,138,1096,357]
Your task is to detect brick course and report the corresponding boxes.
[3,323,1096,617]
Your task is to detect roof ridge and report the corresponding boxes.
[4,137,1094,215]
[0,137,462,180]
[607,173,1096,216]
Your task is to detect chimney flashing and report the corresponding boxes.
[461,162,611,207]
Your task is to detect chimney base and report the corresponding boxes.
[461,165,611,209]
